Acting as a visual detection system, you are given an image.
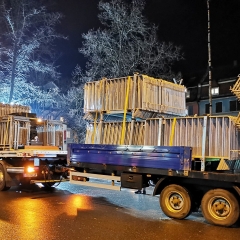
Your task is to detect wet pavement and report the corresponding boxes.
[0,182,240,240]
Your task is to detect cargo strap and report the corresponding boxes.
[91,79,104,144]
[169,118,176,146]
[120,76,131,145]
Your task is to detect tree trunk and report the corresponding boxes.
[9,45,17,103]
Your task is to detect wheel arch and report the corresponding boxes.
[232,185,240,198]
[153,177,181,196]
[153,177,195,204]
[199,184,240,203]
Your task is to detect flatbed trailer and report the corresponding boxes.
[68,143,240,227]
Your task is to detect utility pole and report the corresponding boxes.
[207,0,212,115]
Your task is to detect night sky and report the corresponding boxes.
[54,0,240,84]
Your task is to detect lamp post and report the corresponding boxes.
[207,0,212,115]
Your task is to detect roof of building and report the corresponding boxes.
[185,62,240,87]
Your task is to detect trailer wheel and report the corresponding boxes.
[160,184,192,219]
[0,164,10,191]
[201,189,239,227]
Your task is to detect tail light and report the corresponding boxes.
[27,166,35,173]
[23,166,39,177]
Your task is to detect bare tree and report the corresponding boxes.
[73,0,183,82]
[61,86,87,143]
[66,0,183,142]
[0,0,66,104]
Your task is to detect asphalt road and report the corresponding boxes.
[0,182,240,240]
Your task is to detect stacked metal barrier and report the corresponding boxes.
[86,115,240,163]
[230,75,240,99]
[0,104,31,149]
[144,116,240,159]
[0,103,66,150]
[85,121,145,145]
[0,103,30,117]
[83,74,240,171]
[144,116,240,170]
[84,74,187,117]
[0,115,31,149]
[36,120,65,148]
[84,74,187,145]
[85,115,240,170]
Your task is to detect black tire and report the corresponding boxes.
[0,164,10,191]
[201,189,239,227]
[160,184,192,219]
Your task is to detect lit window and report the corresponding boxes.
[186,90,190,98]
[211,87,219,95]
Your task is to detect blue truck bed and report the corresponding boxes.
[67,144,192,171]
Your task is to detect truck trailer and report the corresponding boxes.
[68,142,240,227]
[68,74,240,227]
